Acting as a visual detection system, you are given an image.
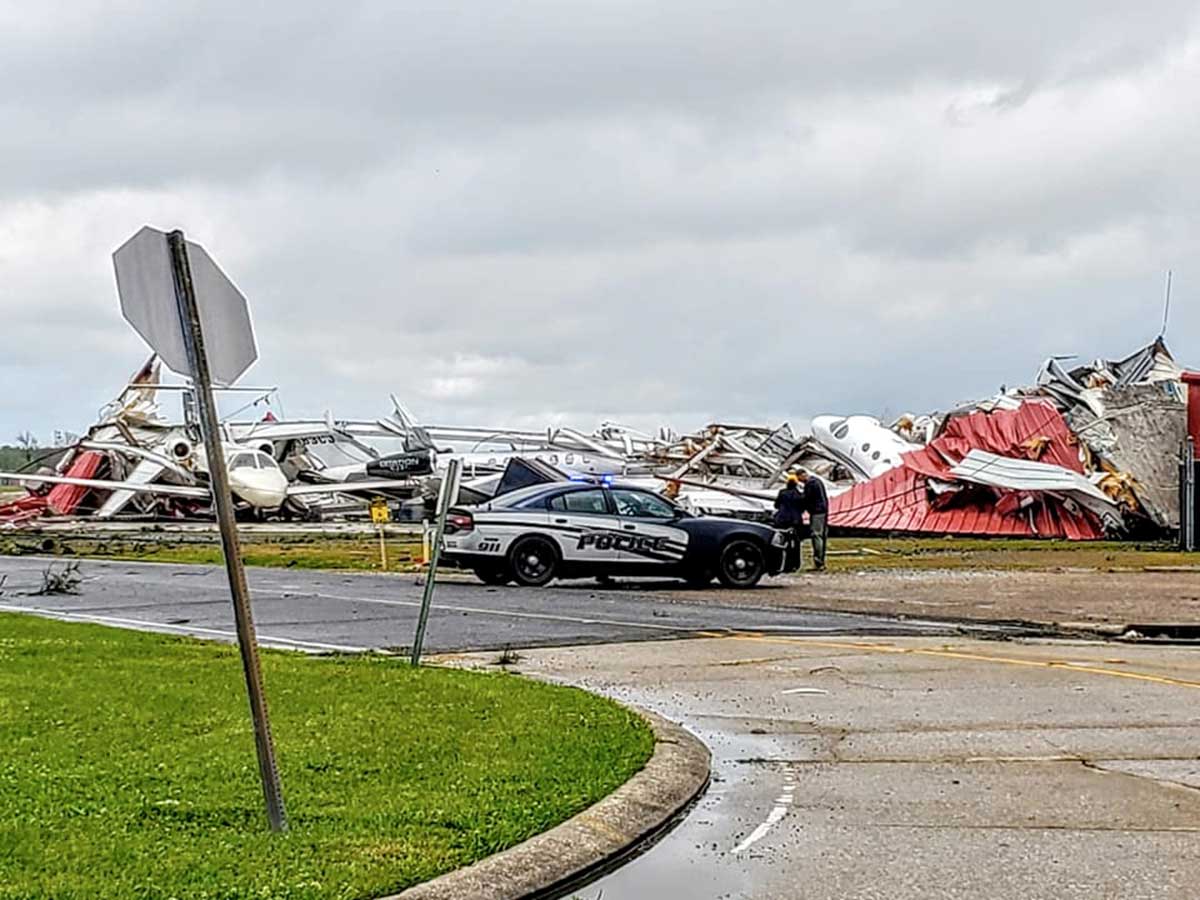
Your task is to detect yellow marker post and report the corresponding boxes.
[370,499,391,569]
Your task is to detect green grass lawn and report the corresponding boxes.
[1,537,426,572]
[0,614,653,900]
[5,532,1193,576]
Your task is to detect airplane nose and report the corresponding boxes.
[229,470,288,509]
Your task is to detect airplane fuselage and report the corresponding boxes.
[810,415,919,481]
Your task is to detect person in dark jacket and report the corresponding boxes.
[796,469,828,571]
[773,472,807,571]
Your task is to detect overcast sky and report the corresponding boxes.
[4,1,1200,443]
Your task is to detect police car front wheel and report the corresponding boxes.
[508,535,559,587]
[717,538,766,589]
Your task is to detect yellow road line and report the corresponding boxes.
[716,632,1200,690]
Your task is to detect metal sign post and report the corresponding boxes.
[411,458,462,666]
[167,231,288,832]
[115,226,287,833]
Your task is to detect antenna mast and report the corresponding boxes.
[1160,269,1173,338]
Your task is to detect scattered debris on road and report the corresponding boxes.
[34,561,84,595]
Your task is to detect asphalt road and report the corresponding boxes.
[470,636,1200,900]
[0,557,964,654]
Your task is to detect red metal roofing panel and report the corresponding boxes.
[830,401,1102,540]
[0,493,49,524]
[46,450,105,516]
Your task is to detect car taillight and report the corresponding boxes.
[446,511,474,533]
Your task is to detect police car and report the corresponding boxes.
[441,481,793,588]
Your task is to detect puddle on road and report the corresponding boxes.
[575,779,749,900]
[569,688,783,900]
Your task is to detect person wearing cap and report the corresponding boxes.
[795,469,828,571]
[773,471,808,570]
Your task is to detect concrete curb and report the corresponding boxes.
[777,601,1182,642]
[387,708,711,900]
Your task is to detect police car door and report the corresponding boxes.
[609,489,689,567]
[547,488,623,565]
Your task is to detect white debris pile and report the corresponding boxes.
[2,340,1191,539]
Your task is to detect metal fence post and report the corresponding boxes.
[411,458,463,666]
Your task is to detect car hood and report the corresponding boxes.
[676,516,777,538]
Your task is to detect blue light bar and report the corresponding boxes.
[567,473,616,485]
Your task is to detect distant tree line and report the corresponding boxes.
[0,431,77,475]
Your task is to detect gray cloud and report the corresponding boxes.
[2,1,1199,442]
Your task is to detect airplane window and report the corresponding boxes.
[565,453,575,465]
[861,443,870,452]
[872,451,881,460]
[229,453,256,470]
[831,419,849,440]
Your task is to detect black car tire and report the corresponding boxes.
[473,564,512,586]
[716,538,766,589]
[508,535,559,587]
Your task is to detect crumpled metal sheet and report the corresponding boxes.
[1065,383,1186,529]
[903,401,1084,480]
[949,449,1120,527]
[46,450,106,515]
[830,402,1105,539]
[1070,337,1182,390]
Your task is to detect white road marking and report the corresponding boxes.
[294,589,690,633]
[732,805,789,854]
[781,687,829,695]
[732,769,796,854]
[0,602,366,653]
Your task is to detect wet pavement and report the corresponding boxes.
[0,556,969,653]
[449,635,1200,899]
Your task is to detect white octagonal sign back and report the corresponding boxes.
[113,226,258,386]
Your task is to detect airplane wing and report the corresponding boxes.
[0,472,209,499]
[285,479,420,498]
[651,474,777,501]
[227,420,335,441]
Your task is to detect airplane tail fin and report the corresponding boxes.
[388,395,434,451]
